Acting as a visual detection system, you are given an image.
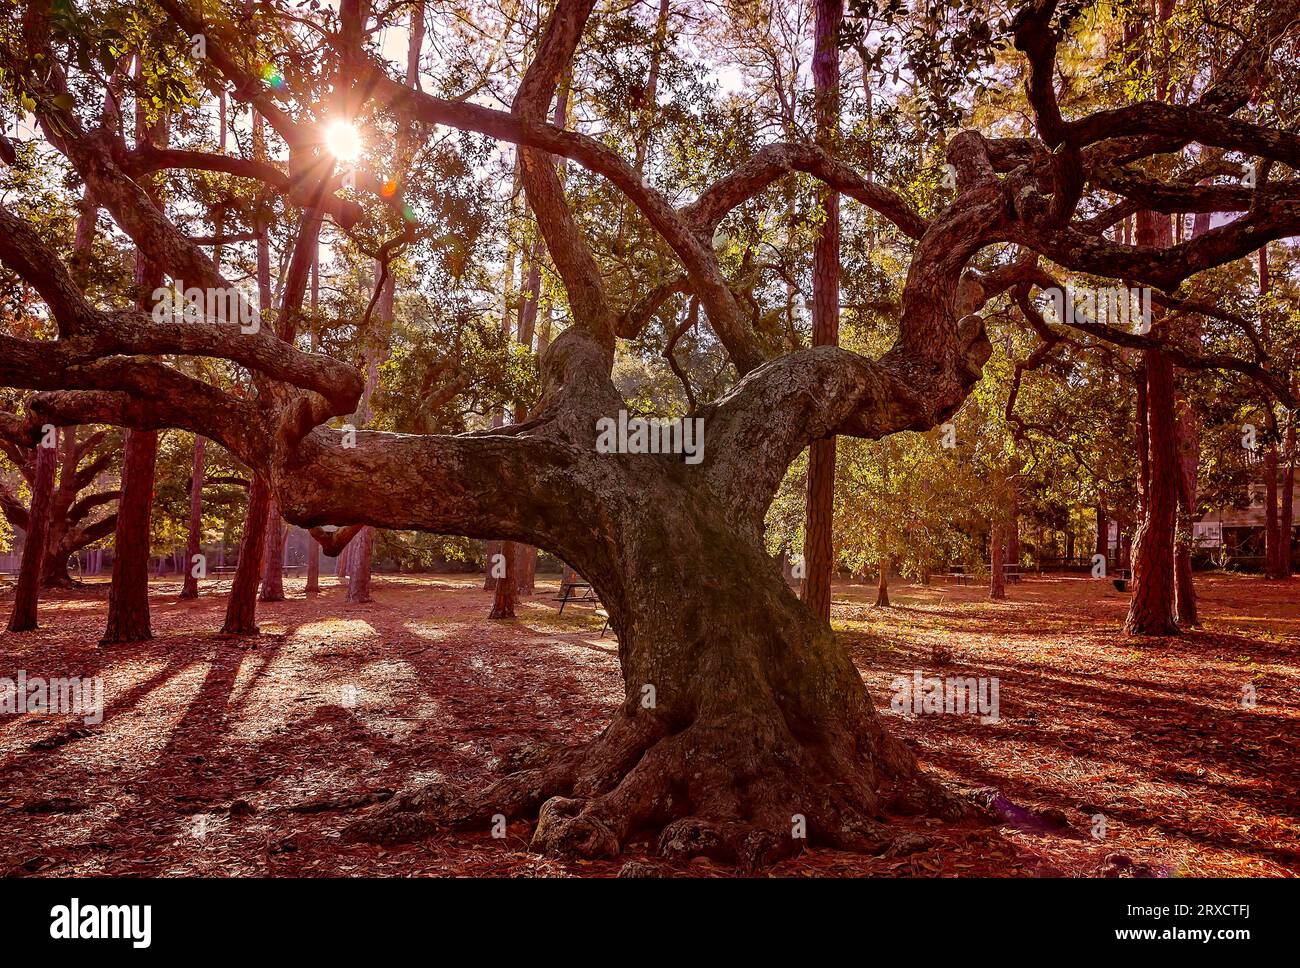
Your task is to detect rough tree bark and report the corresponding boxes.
[874,556,890,607]
[489,540,518,619]
[260,495,287,601]
[799,0,843,623]
[221,475,271,635]
[1282,408,1296,577]
[1124,206,1180,635]
[101,428,158,644]
[6,436,57,632]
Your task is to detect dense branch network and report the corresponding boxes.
[0,0,1295,544]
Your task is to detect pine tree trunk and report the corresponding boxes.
[180,436,205,599]
[1124,349,1180,634]
[1265,443,1283,578]
[1282,410,1296,577]
[799,0,843,624]
[7,439,57,632]
[483,539,502,590]
[101,430,158,644]
[874,556,890,607]
[989,520,1006,600]
[1007,485,1021,565]
[259,495,286,601]
[1174,391,1199,625]
[516,541,537,596]
[346,526,375,603]
[306,537,320,594]
[221,475,271,635]
[489,539,518,619]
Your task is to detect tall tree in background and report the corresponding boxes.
[800,0,842,622]
[102,65,165,646]
[5,433,56,632]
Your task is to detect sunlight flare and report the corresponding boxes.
[323,119,363,162]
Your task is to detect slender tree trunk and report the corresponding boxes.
[1282,409,1296,577]
[1173,392,1199,625]
[800,0,843,624]
[306,535,321,594]
[101,430,158,644]
[989,520,1006,600]
[260,495,287,601]
[489,539,518,619]
[305,244,321,595]
[180,436,205,598]
[1006,484,1020,565]
[1095,502,1107,561]
[103,75,165,645]
[221,475,271,635]
[6,439,57,632]
[873,556,890,607]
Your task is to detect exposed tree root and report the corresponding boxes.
[341,708,987,869]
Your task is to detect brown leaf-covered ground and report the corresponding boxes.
[1,572,1296,877]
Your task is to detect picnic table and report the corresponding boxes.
[947,567,970,585]
[554,580,609,635]
[1003,565,1021,583]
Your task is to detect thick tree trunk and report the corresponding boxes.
[221,475,271,635]
[989,520,1006,600]
[259,495,287,601]
[346,526,375,603]
[489,540,518,619]
[6,439,57,632]
[101,430,158,644]
[874,556,890,607]
[1124,203,1180,635]
[180,436,205,598]
[1125,349,1180,635]
[344,511,964,866]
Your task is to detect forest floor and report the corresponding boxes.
[1,571,1297,878]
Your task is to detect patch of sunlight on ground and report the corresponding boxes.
[58,658,209,773]
[227,620,377,741]
[350,658,439,741]
[402,621,455,639]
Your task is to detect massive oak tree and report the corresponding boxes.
[1,0,1297,864]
